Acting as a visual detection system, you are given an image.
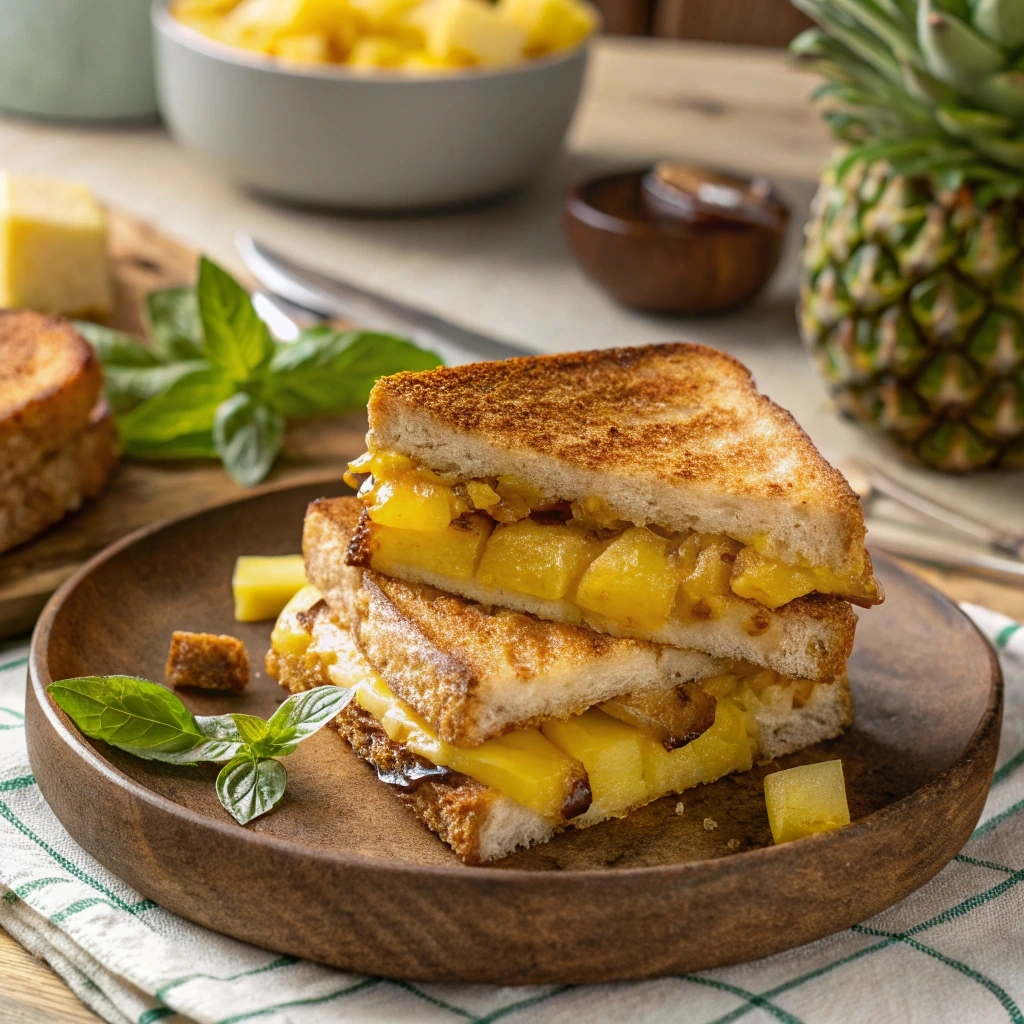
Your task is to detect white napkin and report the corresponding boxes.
[1,605,1022,1024]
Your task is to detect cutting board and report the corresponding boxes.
[0,211,365,639]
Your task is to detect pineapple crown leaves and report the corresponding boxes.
[791,0,1024,193]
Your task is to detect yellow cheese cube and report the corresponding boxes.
[424,0,526,66]
[575,526,678,631]
[0,172,111,318]
[764,760,851,844]
[274,31,332,60]
[499,0,595,53]
[477,520,602,601]
[232,555,307,622]
[368,514,492,580]
[542,708,647,821]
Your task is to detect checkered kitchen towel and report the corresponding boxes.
[1,603,1023,1024]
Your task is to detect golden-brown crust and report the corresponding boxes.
[0,399,119,555]
[165,630,250,692]
[0,311,103,482]
[369,343,867,551]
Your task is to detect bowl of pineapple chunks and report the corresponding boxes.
[153,0,596,208]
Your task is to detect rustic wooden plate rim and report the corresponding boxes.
[28,478,1003,884]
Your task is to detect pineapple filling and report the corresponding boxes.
[345,451,879,627]
[272,591,822,824]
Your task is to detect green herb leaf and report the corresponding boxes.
[102,360,209,416]
[117,366,235,456]
[75,322,160,368]
[264,329,442,418]
[198,257,274,381]
[229,713,271,748]
[119,432,220,461]
[145,287,204,362]
[47,676,203,758]
[262,685,353,757]
[213,393,285,488]
[216,752,287,824]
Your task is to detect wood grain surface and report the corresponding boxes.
[21,482,1001,985]
[0,212,366,641]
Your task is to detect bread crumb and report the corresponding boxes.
[675,802,685,816]
[703,817,718,831]
[727,838,740,850]
[166,631,250,692]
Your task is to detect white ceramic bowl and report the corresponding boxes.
[152,0,588,210]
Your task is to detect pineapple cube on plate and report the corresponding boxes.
[499,0,595,53]
[0,171,111,318]
[764,760,850,844]
[233,555,307,622]
[424,0,527,67]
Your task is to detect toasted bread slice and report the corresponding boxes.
[365,343,872,579]
[268,596,853,864]
[304,497,724,746]
[316,496,856,682]
[0,310,103,486]
[0,400,118,554]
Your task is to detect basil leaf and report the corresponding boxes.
[145,287,204,362]
[76,322,160,368]
[47,676,203,757]
[229,713,271,748]
[262,685,353,757]
[120,431,219,461]
[118,366,235,455]
[198,257,274,381]
[118,712,245,765]
[264,330,442,418]
[213,393,284,488]
[102,360,208,416]
[216,753,287,825]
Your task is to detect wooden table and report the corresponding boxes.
[0,36,1021,1023]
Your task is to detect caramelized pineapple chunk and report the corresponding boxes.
[354,674,590,820]
[764,760,850,844]
[601,682,717,751]
[732,547,881,608]
[477,519,603,600]
[366,475,459,532]
[233,554,307,622]
[269,585,323,657]
[369,514,492,581]
[542,708,648,820]
[575,526,678,631]
[641,697,754,799]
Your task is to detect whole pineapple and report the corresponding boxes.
[792,0,1024,471]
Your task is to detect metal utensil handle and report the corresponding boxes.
[868,468,1024,559]
[870,535,1024,585]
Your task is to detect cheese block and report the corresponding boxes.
[0,171,112,318]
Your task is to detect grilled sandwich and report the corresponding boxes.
[267,496,853,865]
[343,343,880,680]
[0,310,119,553]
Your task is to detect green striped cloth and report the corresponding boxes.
[1,603,1022,1024]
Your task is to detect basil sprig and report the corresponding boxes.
[77,256,441,487]
[47,676,352,825]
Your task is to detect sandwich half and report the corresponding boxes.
[342,344,880,681]
[266,496,853,865]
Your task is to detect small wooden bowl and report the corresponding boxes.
[563,169,789,314]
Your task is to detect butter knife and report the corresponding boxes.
[236,233,530,364]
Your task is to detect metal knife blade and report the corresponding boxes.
[236,233,530,364]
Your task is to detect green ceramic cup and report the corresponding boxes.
[0,0,156,120]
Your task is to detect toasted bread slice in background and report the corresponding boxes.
[0,399,119,555]
[304,497,724,747]
[366,343,872,579]
[268,595,853,864]
[0,310,103,486]
[328,497,856,682]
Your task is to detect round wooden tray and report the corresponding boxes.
[25,480,1002,985]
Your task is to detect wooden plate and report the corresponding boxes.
[25,481,1002,985]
